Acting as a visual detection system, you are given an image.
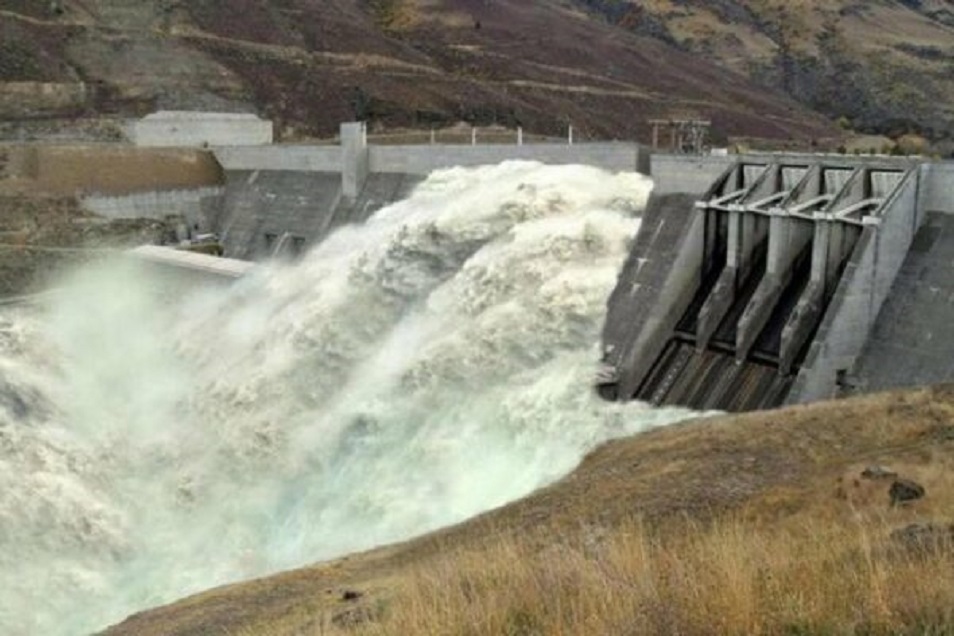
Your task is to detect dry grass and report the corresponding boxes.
[343,517,954,636]
[106,386,954,635]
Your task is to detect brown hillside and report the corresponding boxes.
[0,0,836,144]
[576,0,954,148]
[103,385,954,634]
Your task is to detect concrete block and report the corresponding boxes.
[650,154,736,196]
[132,111,273,148]
[214,146,341,172]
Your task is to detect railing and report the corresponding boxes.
[307,125,593,147]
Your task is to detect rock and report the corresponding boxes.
[889,478,925,506]
[890,522,954,554]
[861,465,897,480]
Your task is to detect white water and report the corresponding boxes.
[0,162,696,634]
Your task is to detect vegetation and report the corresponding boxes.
[344,518,954,635]
[108,386,954,635]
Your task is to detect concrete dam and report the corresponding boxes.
[109,118,954,413]
[600,154,954,411]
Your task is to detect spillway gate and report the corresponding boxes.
[600,157,921,412]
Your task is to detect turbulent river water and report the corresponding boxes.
[0,162,697,634]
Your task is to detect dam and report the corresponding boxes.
[601,154,954,411]
[95,116,953,412]
[4,116,954,634]
[100,117,954,411]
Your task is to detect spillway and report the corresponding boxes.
[601,155,934,411]
[0,162,703,635]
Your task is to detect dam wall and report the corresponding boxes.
[370,143,647,175]
[215,140,647,178]
[787,169,920,403]
[214,146,342,172]
[600,193,705,400]
[81,187,224,231]
[918,162,954,218]
[851,212,954,392]
[604,154,954,411]
[215,171,344,260]
[650,155,735,196]
[211,122,646,259]
[130,112,273,148]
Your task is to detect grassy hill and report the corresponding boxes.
[103,385,954,634]
[0,0,836,144]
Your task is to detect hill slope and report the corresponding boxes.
[104,385,954,634]
[0,0,836,143]
[576,0,954,147]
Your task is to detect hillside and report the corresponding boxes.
[576,0,954,150]
[0,0,837,144]
[104,385,954,634]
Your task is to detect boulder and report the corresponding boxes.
[889,478,925,506]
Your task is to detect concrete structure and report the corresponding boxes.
[128,245,254,283]
[211,169,423,259]
[648,117,711,154]
[600,153,954,411]
[81,187,224,232]
[210,122,649,259]
[100,122,954,412]
[130,112,273,148]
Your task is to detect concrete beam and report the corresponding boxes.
[127,245,254,281]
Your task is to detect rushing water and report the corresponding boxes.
[0,161,696,634]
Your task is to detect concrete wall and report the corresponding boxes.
[602,193,704,398]
[650,154,736,196]
[216,143,644,176]
[131,112,273,148]
[651,153,922,198]
[127,245,255,287]
[918,162,954,219]
[214,146,341,172]
[215,171,344,260]
[788,171,921,403]
[369,143,645,175]
[82,187,224,231]
[852,213,954,393]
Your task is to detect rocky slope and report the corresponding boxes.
[576,0,954,148]
[0,0,837,144]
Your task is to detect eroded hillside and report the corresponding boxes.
[0,0,836,143]
[576,0,954,148]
